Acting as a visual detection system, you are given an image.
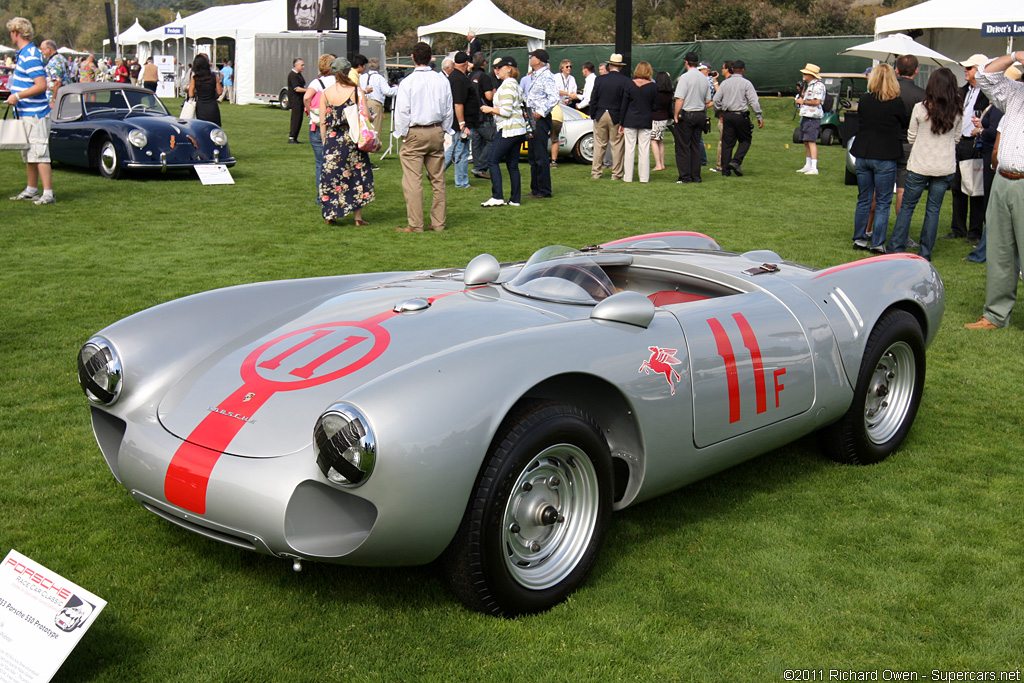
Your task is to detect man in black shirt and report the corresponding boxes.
[895,54,925,213]
[469,52,496,179]
[287,58,307,143]
[444,51,480,188]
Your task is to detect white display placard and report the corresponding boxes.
[194,164,235,185]
[0,550,106,683]
[156,55,176,99]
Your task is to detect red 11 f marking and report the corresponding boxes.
[707,313,786,424]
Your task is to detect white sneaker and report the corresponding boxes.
[507,202,520,207]
[481,197,506,207]
[804,168,819,175]
[795,167,809,173]
[10,189,39,201]
[32,194,55,205]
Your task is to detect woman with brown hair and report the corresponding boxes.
[187,54,222,125]
[850,64,909,252]
[319,56,374,226]
[886,68,963,260]
[618,61,658,183]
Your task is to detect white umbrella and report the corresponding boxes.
[839,33,957,67]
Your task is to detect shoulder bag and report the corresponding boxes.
[343,91,381,153]
[959,157,985,197]
[180,98,197,119]
[1,105,30,151]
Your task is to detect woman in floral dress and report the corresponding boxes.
[319,56,374,226]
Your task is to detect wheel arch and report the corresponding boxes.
[509,372,645,509]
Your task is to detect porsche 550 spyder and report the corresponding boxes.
[50,82,234,178]
[78,233,944,616]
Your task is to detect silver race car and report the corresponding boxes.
[78,233,944,616]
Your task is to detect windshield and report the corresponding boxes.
[83,88,168,116]
[502,245,616,304]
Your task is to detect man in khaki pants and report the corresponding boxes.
[394,42,454,232]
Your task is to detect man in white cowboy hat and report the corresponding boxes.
[794,63,825,175]
[943,53,990,242]
[588,52,631,180]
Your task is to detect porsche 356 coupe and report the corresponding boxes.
[78,232,944,616]
[50,82,234,178]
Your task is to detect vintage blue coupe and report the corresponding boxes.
[49,82,234,178]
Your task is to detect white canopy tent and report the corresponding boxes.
[875,0,1021,64]
[418,0,545,53]
[136,0,385,104]
[0,44,14,53]
[58,46,93,57]
[103,18,149,52]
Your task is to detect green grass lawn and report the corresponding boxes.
[1,97,1022,681]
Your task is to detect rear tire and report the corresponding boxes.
[819,309,925,465]
[442,401,612,617]
[278,87,290,110]
[820,127,835,146]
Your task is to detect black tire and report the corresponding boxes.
[572,132,594,164]
[820,127,835,146]
[442,401,613,617]
[96,137,124,180]
[819,309,925,465]
[278,87,290,110]
[792,126,802,144]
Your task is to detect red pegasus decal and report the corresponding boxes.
[639,346,682,395]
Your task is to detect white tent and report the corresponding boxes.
[58,46,92,57]
[875,0,1021,64]
[0,44,14,53]
[418,0,545,52]
[103,18,150,49]
[137,0,385,104]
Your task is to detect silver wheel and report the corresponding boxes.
[864,341,916,445]
[573,132,594,164]
[98,139,123,179]
[501,443,600,590]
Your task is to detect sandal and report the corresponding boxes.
[355,219,370,226]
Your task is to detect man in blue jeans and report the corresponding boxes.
[524,48,558,198]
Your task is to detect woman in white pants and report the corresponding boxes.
[618,61,658,182]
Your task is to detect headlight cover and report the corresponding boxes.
[314,404,375,487]
[78,337,123,405]
[210,129,228,146]
[127,129,148,148]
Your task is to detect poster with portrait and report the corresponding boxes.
[288,0,335,31]
[0,549,106,683]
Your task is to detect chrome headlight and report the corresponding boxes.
[78,337,122,405]
[127,129,148,148]
[314,405,375,487]
[210,128,228,146]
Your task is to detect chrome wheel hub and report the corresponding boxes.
[864,341,915,444]
[501,444,599,589]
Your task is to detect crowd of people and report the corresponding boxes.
[6,14,1023,330]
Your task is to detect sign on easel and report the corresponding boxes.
[0,549,106,683]
[194,164,235,185]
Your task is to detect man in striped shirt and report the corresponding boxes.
[5,17,54,205]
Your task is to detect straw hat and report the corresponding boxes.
[608,53,626,67]
[799,63,821,79]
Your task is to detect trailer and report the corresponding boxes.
[253,32,386,107]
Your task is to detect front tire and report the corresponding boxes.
[820,127,835,146]
[442,401,612,617]
[97,137,124,179]
[572,132,594,164]
[819,309,925,465]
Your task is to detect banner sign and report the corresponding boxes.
[288,0,334,31]
[0,549,106,683]
[981,22,1024,37]
[165,26,184,36]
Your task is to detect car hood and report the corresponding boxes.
[157,282,568,457]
